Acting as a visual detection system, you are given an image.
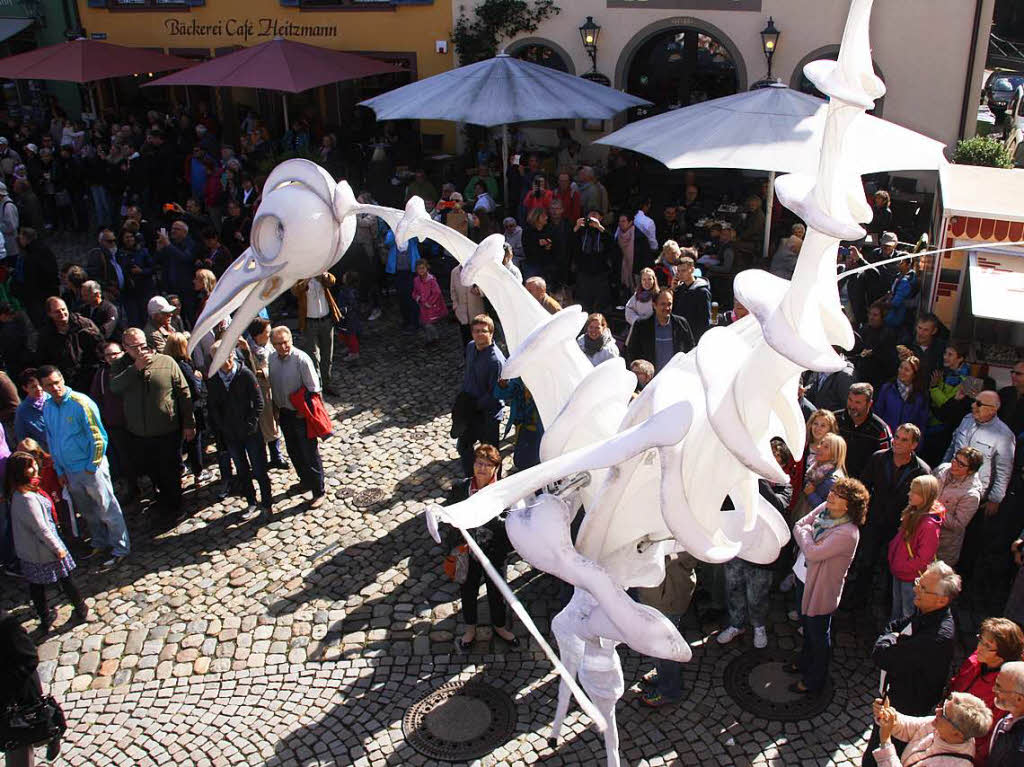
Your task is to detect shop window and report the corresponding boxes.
[511,43,569,73]
[279,0,432,6]
[625,27,739,120]
[89,0,204,8]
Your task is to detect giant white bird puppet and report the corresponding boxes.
[190,1,887,761]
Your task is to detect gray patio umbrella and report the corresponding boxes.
[359,53,651,202]
[595,83,946,260]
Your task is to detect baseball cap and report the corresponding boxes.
[880,231,898,246]
[0,182,8,196]
[0,137,8,145]
[26,143,37,153]
[147,296,176,315]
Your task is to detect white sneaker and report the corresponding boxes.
[787,609,799,622]
[753,626,768,649]
[716,626,745,645]
[797,625,804,636]
[779,573,795,593]
[368,308,382,321]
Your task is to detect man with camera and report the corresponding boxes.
[573,209,614,313]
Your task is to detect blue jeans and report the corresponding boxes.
[227,433,272,507]
[90,185,112,229]
[654,612,684,699]
[890,577,916,622]
[65,459,130,557]
[799,612,832,692]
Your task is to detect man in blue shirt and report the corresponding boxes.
[39,364,130,567]
[457,314,505,477]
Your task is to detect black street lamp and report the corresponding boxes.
[760,17,781,80]
[579,16,601,73]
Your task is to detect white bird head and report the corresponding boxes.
[189,159,358,374]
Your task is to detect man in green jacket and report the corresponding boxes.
[110,327,195,523]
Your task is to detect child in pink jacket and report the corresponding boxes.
[888,474,943,622]
[411,260,448,344]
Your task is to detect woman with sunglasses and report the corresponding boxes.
[934,446,985,568]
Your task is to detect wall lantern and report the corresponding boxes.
[579,16,601,73]
[760,17,781,79]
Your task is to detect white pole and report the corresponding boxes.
[88,85,96,119]
[282,93,290,132]
[502,124,509,207]
[763,170,775,262]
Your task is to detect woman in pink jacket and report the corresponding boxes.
[888,474,944,622]
[411,260,448,345]
[787,477,869,695]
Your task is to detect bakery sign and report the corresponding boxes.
[606,0,760,9]
[164,17,339,41]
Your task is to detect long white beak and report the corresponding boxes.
[188,248,286,375]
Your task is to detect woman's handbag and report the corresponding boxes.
[0,695,67,751]
[443,544,470,584]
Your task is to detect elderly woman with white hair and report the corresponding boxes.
[872,691,993,766]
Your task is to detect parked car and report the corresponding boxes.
[1004,84,1024,165]
[984,71,1024,117]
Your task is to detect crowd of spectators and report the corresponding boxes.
[0,97,1022,767]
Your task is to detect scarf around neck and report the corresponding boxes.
[812,505,849,541]
[583,333,605,356]
[634,287,653,303]
[896,379,911,401]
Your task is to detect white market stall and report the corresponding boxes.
[926,163,1024,372]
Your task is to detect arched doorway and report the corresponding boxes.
[790,46,886,116]
[507,38,575,75]
[621,23,742,120]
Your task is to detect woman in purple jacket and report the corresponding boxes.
[874,356,930,439]
[787,477,870,695]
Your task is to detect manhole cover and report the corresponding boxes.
[722,649,834,721]
[350,487,386,508]
[403,680,516,761]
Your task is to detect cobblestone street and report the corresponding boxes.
[0,297,959,766]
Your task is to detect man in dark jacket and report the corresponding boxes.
[672,253,711,341]
[572,209,615,313]
[156,219,198,319]
[863,560,959,767]
[207,341,271,518]
[457,314,505,478]
[37,297,104,392]
[843,245,887,327]
[627,288,695,374]
[845,424,930,609]
[79,280,119,340]
[990,661,1024,767]
[85,228,127,298]
[801,356,856,417]
[834,382,893,479]
[14,227,57,326]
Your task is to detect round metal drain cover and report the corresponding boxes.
[350,487,386,508]
[403,680,516,761]
[722,649,834,721]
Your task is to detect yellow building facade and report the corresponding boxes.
[76,0,455,148]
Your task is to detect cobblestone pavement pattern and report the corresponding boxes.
[0,253,951,765]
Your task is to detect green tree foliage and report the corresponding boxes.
[452,0,560,65]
